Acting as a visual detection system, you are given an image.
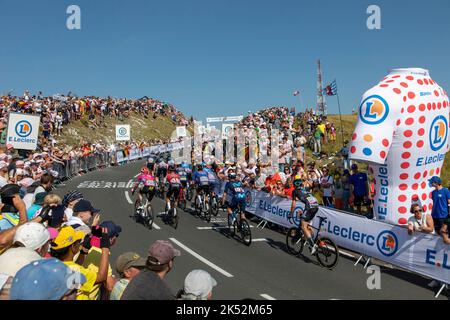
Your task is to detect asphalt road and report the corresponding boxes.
[54,160,448,300]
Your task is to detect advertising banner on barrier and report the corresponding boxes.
[245,190,450,284]
[116,151,126,163]
[128,148,141,160]
[143,148,151,157]
[6,113,40,150]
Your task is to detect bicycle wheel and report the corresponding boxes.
[286,227,305,256]
[315,237,340,270]
[240,219,252,246]
[179,198,186,211]
[145,204,154,229]
[186,187,193,201]
[172,207,179,229]
[134,199,141,222]
[204,202,211,223]
[211,196,219,216]
[228,214,236,236]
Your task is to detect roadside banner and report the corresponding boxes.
[116,125,131,141]
[6,113,40,150]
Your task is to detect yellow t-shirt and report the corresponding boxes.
[82,247,113,298]
[317,124,326,135]
[64,261,99,300]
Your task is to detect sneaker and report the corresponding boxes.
[310,244,318,255]
[428,280,440,288]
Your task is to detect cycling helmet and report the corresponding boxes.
[168,165,176,172]
[293,175,303,187]
[168,160,175,166]
[62,190,84,206]
[228,170,236,180]
[148,157,154,164]
[141,167,150,174]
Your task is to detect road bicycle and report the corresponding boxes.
[286,215,339,269]
[195,189,211,222]
[227,203,251,246]
[165,191,179,229]
[133,185,154,229]
[177,185,187,211]
[209,191,220,217]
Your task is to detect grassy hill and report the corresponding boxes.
[312,114,450,184]
[56,114,183,146]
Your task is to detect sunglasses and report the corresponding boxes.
[413,209,423,213]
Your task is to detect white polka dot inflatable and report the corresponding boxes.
[349,68,449,225]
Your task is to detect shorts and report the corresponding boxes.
[197,184,210,194]
[166,186,181,200]
[180,180,187,189]
[353,195,365,206]
[139,186,155,201]
[433,216,450,232]
[302,207,318,222]
[157,168,167,178]
[229,197,246,212]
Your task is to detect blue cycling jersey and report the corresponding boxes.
[224,181,246,199]
[193,170,210,186]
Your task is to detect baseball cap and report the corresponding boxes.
[50,226,85,250]
[115,252,147,274]
[428,176,442,186]
[184,270,217,299]
[47,227,59,240]
[73,199,100,214]
[148,240,181,265]
[18,177,35,188]
[9,258,86,300]
[13,222,50,250]
[0,161,7,170]
[0,248,41,277]
[16,160,24,166]
[99,220,122,237]
[48,205,66,228]
[34,192,48,205]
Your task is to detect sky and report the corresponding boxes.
[1,0,450,122]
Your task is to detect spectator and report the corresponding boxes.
[349,164,369,214]
[0,161,8,188]
[178,270,217,300]
[50,225,111,300]
[0,247,41,300]
[320,168,334,207]
[11,222,50,257]
[110,252,147,300]
[9,258,86,300]
[407,203,435,235]
[0,184,28,231]
[341,169,352,210]
[82,220,122,299]
[333,172,344,210]
[62,190,84,221]
[121,240,180,300]
[429,176,450,244]
[66,199,100,235]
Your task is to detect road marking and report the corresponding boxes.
[134,173,139,178]
[152,223,161,230]
[169,238,234,278]
[125,191,133,204]
[260,294,276,300]
[252,238,268,242]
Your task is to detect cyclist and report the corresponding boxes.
[192,164,210,208]
[176,163,189,192]
[222,169,247,225]
[288,176,319,254]
[146,157,156,176]
[204,161,220,202]
[156,158,169,192]
[165,165,182,214]
[131,167,157,207]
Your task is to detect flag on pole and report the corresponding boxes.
[293,90,300,96]
[323,80,337,96]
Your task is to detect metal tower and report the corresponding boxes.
[316,60,327,116]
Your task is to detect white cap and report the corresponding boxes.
[183,270,217,299]
[0,161,7,170]
[16,161,24,166]
[0,154,6,161]
[15,168,24,176]
[0,248,41,277]
[13,222,50,251]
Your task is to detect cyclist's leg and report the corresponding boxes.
[239,199,246,221]
[173,188,180,207]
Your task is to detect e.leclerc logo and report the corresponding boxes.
[118,127,127,136]
[429,115,448,152]
[15,120,32,138]
[245,190,254,207]
[359,95,389,125]
[376,230,398,257]
[290,206,303,227]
